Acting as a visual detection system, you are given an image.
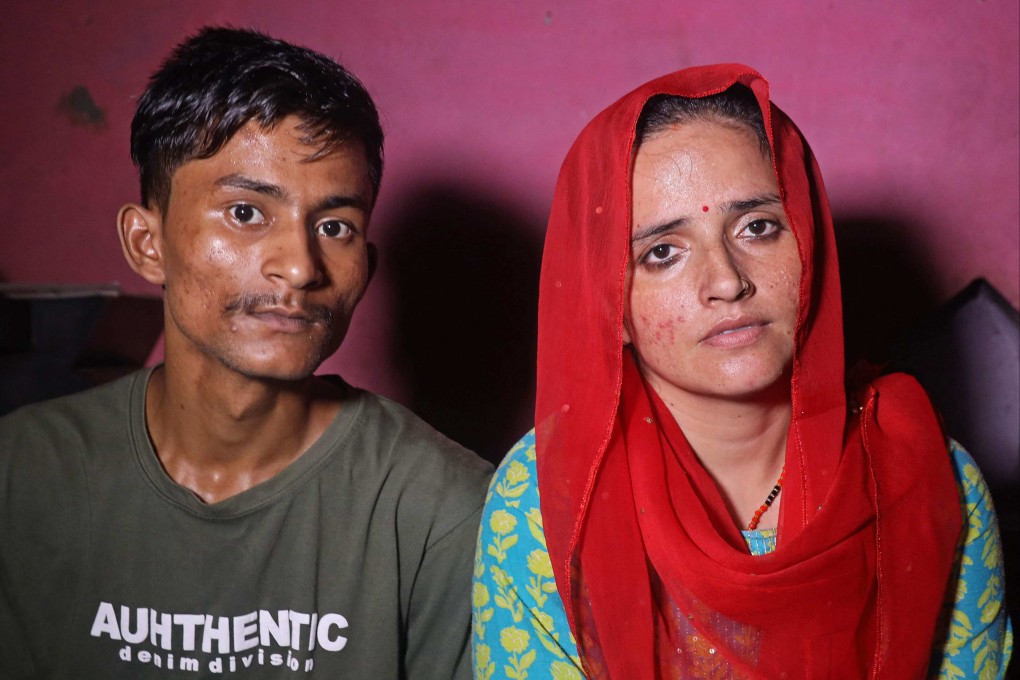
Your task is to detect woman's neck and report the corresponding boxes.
[651,378,791,531]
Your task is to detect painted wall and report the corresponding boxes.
[1,1,1017,459]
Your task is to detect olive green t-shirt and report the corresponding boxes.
[0,370,492,679]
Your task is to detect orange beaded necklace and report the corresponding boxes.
[747,466,785,531]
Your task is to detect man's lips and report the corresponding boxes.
[700,317,769,347]
[247,308,319,332]
[251,307,315,322]
[226,293,335,331]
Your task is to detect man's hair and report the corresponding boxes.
[131,27,384,213]
[635,85,769,157]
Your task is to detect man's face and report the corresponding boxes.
[145,116,374,381]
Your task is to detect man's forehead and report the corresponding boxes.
[175,117,372,189]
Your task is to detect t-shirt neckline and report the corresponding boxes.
[126,367,365,519]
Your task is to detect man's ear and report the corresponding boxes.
[117,203,166,286]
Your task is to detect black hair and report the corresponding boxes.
[635,85,769,156]
[131,27,384,213]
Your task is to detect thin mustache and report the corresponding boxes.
[225,293,334,327]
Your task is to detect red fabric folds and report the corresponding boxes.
[536,64,961,678]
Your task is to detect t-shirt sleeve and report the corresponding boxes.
[930,440,1013,679]
[472,431,584,680]
[405,504,484,680]
[0,406,92,679]
[397,417,494,680]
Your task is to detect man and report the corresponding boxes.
[0,27,492,679]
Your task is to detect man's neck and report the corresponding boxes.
[652,379,791,531]
[144,360,343,504]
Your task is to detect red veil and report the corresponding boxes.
[535,65,961,678]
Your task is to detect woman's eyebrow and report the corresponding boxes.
[720,192,782,213]
[631,217,689,244]
[631,193,782,244]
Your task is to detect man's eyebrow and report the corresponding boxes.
[720,192,782,213]
[215,174,369,213]
[312,194,370,214]
[631,217,689,244]
[215,174,287,200]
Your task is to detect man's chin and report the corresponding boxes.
[218,336,345,382]
[219,355,326,384]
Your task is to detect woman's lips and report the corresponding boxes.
[700,318,769,348]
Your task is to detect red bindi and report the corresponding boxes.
[702,205,709,212]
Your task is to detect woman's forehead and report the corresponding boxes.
[631,122,778,209]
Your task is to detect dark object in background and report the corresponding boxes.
[0,284,163,416]
[886,278,1020,634]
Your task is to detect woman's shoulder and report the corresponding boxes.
[497,430,538,469]
[485,429,540,516]
[947,439,991,504]
[934,439,1013,679]
[946,438,1005,538]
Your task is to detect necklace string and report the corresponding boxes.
[747,466,785,531]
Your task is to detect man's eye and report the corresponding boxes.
[317,220,353,239]
[229,204,265,224]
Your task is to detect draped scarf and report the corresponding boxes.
[535,64,961,678]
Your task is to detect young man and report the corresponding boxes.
[0,28,492,679]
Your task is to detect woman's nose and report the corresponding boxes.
[700,243,751,303]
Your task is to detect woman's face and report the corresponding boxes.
[625,119,801,404]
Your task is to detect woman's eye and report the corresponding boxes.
[317,220,353,239]
[644,243,678,264]
[742,219,780,239]
[229,204,265,225]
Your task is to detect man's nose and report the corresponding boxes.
[261,220,325,290]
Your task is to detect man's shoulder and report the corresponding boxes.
[347,387,492,475]
[337,385,494,535]
[0,372,145,541]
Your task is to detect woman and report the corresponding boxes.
[473,65,1011,678]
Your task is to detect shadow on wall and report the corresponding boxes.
[382,184,544,465]
[834,215,941,368]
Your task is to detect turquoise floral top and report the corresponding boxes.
[472,431,1012,679]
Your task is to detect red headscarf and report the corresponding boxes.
[536,64,961,678]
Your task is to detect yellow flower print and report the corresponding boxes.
[525,507,547,547]
[491,565,513,589]
[496,461,530,507]
[525,507,543,528]
[505,460,530,485]
[473,582,491,608]
[500,626,531,654]
[550,660,584,680]
[490,509,518,535]
[533,610,554,632]
[475,643,495,680]
[527,549,554,578]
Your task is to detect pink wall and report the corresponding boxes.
[1,1,1017,458]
